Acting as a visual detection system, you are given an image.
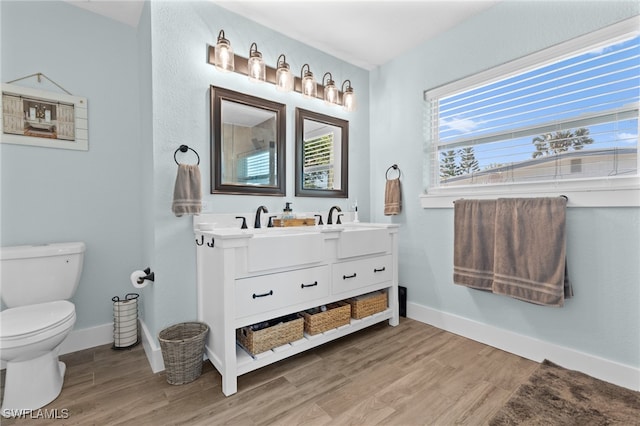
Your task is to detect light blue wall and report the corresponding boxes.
[0,1,369,340]
[145,1,370,336]
[2,0,638,372]
[370,1,640,367]
[137,1,156,334]
[0,2,145,329]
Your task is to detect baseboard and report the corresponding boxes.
[59,323,113,355]
[140,319,165,373]
[407,301,640,391]
[63,319,165,373]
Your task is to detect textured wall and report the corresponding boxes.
[369,1,640,367]
[0,1,144,329]
[146,1,370,336]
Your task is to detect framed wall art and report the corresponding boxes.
[1,82,88,151]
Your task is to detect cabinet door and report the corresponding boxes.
[235,265,330,319]
[332,255,393,295]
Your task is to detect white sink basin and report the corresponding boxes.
[247,228,324,272]
[250,226,318,236]
[196,221,393,268]
[336,225,391,258]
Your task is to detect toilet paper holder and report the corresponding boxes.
[138,267,155,284]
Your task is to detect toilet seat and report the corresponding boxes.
[0,301,75,343]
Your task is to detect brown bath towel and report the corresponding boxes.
[453,199,496,291]
[492,197,571,306]
[384,178,402,215]
[172,164,202,217]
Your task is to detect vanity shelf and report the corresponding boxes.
[194,218,399,396]
[236,309,393,375]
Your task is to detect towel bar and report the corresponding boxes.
[174,145,200,165]
[385,164,401,180]
[453,195,568,204]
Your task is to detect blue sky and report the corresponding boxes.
[437,34,639,172]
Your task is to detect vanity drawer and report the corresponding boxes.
[332,255,393,295]
[235,265,330,319]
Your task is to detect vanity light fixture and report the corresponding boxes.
[248,42,266,82]
[214,30,234,72]
[300,64,317,99]
[207,31,355,111]
[322,72,339,105]
[341,80,357,112]
[275,54,294,92]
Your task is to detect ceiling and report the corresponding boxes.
[67,0,499,70]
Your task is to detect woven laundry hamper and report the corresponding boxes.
[159,322,209,385]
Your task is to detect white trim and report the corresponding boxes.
[407,301,640,392]
[59,323,112,355]
[424,17,640,203]
[140,319,165,373]
[420,175,640,208]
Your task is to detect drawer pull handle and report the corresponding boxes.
[301,281,318,289]
[252,290,273,299]
[343,273,357,279]
[374,267,386,273]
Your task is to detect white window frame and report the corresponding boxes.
[421,16,640,208]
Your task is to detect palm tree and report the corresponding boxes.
[532,128,594,158]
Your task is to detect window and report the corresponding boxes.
[236,147,274,185]
[303,132,335,189]
[424,18,639,204]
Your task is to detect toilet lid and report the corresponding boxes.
[1,300,75,338]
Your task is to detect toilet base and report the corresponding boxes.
[1,350,66,418]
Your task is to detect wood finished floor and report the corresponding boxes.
[1,318,538,425]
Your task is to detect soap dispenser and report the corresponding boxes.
[282,202,295,220]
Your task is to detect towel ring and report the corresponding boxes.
[174,145,200,165]
[386,164,401,180]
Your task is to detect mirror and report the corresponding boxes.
[211,86,286,195]
[295,108,349,198]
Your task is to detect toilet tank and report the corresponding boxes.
[0,242,85,308]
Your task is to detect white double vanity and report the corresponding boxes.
[194,216,399,396]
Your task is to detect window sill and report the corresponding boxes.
[420,176,640,208]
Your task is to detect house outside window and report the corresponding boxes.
[422,17,639,207]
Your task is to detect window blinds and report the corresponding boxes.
[426,32,639,187]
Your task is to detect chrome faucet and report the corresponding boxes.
[327,205,342,225]
[254,205,269,228]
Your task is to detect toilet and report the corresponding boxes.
[0,242,85,415]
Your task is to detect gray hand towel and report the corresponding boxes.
[384,178,402,215]
[172,164,202,217]
[453,199,496,291]
[492,197,571,306]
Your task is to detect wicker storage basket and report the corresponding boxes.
[302,302,351,335]
[159,322,209,385]
[349,290,388,319]
[237,316,304,356]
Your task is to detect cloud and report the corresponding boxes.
[440,116,480,133]
[617,132,638,144]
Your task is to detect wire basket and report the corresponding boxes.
[112,293,139,349]
[158,322,209,385]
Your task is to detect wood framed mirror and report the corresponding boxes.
[211,86,286,196]
[295,108,349,198]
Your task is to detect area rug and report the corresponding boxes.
[489,360,640,425]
